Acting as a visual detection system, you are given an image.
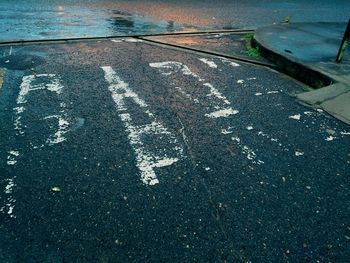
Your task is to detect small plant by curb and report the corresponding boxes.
[244,32,261,58]
[244,32,254,42]
[246,46,260,58]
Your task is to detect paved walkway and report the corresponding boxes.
[254,22,350,124]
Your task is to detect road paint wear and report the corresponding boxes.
[0,47,13,90]
[326,136,335,141]
[289,114,301,120]
[44,115,70,145]
[150,60,269,167]
[221,127,234,134]
[0,178,16,218]
[0,68,5,91]
[9,74,67,165]
[221,59,240,67]
[203,83,231,104]
[102,66,184,185]
[149,61,238,118]
[205,108,238,118]
[6,151,19,165]
[3,74,68,218]
[17,74,63,104]
[175,87,200,104]
[149,61,203,80]
[198,58,218,68]
[231,136,264,165]
[14,74,69,146]
[111,38,143,43]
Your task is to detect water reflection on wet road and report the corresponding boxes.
[0,3,192,41]
[1,0,349,42]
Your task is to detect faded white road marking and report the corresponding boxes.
[6,150,19,165]
[7,74,67,169]
[232,136,240,143]
[254,91,280,96]
[231,136,264,165]
[203,83,231,104]
[149,61,203,80]
[14,74,66,138]
[4,74,69,219]
[102,66,184,185]
[205,108,238,118]
[222,59,240,67]
[4,178,15,194]
[300,110,346,141]
[198,58,218,68]
[17,74,63,104]
[0,177,16,218]
[175,87,200,104]
[289,114,301,121]
[124,38,143,43]
[304,111,313,116]
[13,106,25,135]
[150,61,238,118]
[111,38,143,43]
[211,33,224,38]
[221,127,234,135]
[295,151,304,156]
[44,115,70,145]
[257,131,285,149]
[325,136,335,141]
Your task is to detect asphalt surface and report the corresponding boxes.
[1,39,350,262]
[1,0,350,41]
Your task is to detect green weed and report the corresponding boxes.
[246,46,260,58]
[244,33,260,57]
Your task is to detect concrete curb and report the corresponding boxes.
[253,22,350,125]
[253,32,333,89]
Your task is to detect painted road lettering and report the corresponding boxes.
[149,61,239,118]
[2,73,69,218]
[102,66,184,185]
[150,60,266,166]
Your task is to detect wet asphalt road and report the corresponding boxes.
[1,0,350,41]
[0,39,350,262]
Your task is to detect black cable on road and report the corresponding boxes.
[0,29,275,71]
[137,37,276,69]
[0,29,254,47]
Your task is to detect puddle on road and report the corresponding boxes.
[0,4,195,42]
[0,55,45,70]
[107,9,183,34]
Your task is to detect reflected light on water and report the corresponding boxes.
[57,5,65,16]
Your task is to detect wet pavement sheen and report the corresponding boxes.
[1,0,350,41]
[0,39,349,262]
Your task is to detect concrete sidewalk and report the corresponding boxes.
[254,22,350,124]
